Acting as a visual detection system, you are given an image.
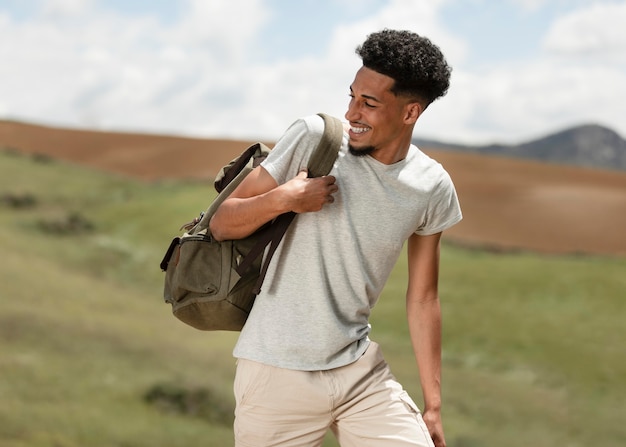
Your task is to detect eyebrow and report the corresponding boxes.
[349,86,383,104]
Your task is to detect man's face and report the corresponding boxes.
[345,66,416,159]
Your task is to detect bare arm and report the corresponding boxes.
[209,165,338,241]
[406,231,446,447]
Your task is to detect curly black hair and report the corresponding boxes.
[355,29,451,106]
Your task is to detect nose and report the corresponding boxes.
[345,97,358,122]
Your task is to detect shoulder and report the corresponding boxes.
[406,145,453,184]
[287,114,327,142]
[261,115,326,183]
[266,114,324,152]
[301,114,325,132]
[269,115,323,153]
[408,145,441,168]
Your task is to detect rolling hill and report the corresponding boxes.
[2,119,625,257]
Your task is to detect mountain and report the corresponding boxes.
[415,124,626,171]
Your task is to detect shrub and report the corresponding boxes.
[37,211,95,235]
[143,382,234,426]
[1,192,38,209]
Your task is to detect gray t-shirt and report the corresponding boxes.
[233,114,462,370]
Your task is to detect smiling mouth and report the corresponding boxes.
[350,124,370,135]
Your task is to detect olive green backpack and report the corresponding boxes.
[160,113,343,331]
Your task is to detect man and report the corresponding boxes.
[210,29,462,447]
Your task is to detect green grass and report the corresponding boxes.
[1,149,624,446]
[375,247,625,446]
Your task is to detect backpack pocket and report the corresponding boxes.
[172,236,223,296]
[162,235,256,331]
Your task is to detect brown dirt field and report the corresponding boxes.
[0,120,259,181]
[2,120,625,257]
[431,150,626,256]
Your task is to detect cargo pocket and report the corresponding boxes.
[175,236,222,296]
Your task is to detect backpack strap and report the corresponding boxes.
[307,113,345,178]
[192,143,270,235]
[236,113,344,294]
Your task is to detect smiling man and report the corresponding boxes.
[210,29,462,447]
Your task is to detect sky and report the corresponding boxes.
[0,0,625,144]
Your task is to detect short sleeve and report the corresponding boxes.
[416,170,462,235]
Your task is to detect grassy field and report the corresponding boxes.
[0,149,624,447]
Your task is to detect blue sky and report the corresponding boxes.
[1,0,625,144]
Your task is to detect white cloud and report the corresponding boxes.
[0,0,624,144]
[167,0,271,64]
[0,0,277,136]
[509,0,545,12]
[417,0,626,143]
[0,0,470,140]
[40,0,95,18]
[543,1,626,62]
[429,46,626,144]
[449,63,626,142]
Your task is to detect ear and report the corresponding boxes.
[404,102,423,124]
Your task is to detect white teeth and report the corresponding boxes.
[351,126,369,134]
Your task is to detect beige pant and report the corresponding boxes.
[233,342,435,447]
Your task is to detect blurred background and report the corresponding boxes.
[1,1,625,446]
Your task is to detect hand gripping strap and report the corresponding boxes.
[236,113,344,295]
